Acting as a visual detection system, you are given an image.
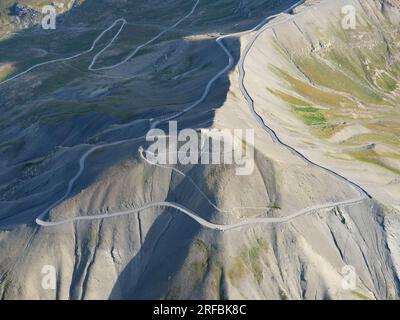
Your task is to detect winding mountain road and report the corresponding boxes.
[30,0,372,231]
[236,3,372,200]
[0,18,125,86]
[0,0,200,86]
[37,197,366,231]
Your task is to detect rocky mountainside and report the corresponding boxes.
[250,0,400,223]
[0,0,399,300]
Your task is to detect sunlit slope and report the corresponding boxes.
[247,0,400,207]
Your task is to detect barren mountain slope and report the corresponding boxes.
[250,0,400,208]
[0,0,399,300]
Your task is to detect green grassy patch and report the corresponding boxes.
[272,66,354,107]
[194,239,212,255]
[190,239,212,277]
[212,265,223,300]
[376,73,397,92]
[351,290,370,300]
[293,107,327,126]
[348,149,400,175]
[269,202,281,210]
[267,88,311,106]
[228,237,268,287]
[227,256,245,287]
[344,133,400,148]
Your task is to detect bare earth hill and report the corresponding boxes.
[0,0,399,300]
